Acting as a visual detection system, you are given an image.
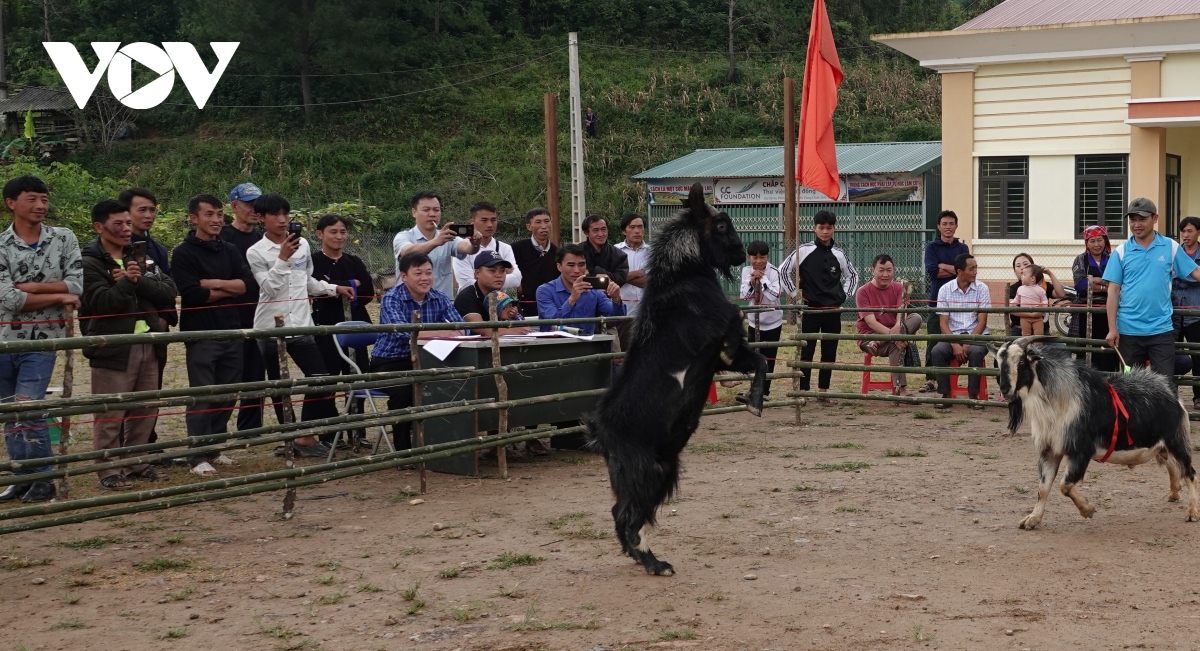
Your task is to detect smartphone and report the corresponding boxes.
[452,224,473,238]
[130,241,147,266]
[287,222,304,239]
[583,275,608,290]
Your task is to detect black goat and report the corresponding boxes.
[589,183,767,575]
[998,336,1200,529]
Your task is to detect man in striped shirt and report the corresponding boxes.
[929,253,990,408]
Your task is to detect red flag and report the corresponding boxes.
[797,0,843,201]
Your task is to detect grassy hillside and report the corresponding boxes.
[71,44,940,238]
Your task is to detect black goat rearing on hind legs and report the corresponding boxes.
[589,183,768,576]
[998,336,1200,530]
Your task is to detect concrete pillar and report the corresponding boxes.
[940,68,975,244]
[1128,56,1165,219]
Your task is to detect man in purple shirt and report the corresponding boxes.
[536,243,625,334]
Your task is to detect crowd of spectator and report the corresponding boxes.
[3,171,1195,502]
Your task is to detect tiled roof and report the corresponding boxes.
[957,0,1200,30]
[0,87,76,113]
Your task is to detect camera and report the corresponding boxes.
[452,224,474,238]
[583,275,608,290]
[287,222,304,239]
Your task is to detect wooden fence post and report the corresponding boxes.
[488,296,509,479]
[56,308,76,499]
[410,311,427,494]
[274,315,297,519]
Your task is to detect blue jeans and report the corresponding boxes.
[0,351,56,475]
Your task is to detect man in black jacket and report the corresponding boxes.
[81,200,178,489]
[170,194,257,477]
[580,214,628,303]
[219,182,268,432]
[779,210,859,402]
[511,207,560,317]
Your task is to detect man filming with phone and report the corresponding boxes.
[536,243,625,335]
[393,190,481,298]
[246,193,350,456]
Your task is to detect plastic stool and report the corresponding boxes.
[947,358,988,400]
[708,382,718,405]
[860,354,894,394]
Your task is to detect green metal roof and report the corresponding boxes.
[632,141,941,180]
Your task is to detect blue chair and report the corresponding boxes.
[326,321,394,462]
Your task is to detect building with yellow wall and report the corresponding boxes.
[875,0,1200,286]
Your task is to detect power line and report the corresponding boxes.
[168,47,566,109]
[582,41,890,56]
[224,48,558,78]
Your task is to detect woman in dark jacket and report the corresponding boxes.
[1070,225,1117,372]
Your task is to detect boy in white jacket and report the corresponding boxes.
[740,240,782,397]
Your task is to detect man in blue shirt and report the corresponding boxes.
[536,243,625,334]
[370,251,463,450]
[1103,198,1200,379]
[921,210,969,392]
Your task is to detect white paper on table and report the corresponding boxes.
[422,339,461,361]
[501,331,560,338]
[555,330,594,341]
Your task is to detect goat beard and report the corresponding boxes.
[1006,396,1025,434]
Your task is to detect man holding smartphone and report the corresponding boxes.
[246,193,351,456]
[536,243,625,335]
[80,199,178,489]
[393,190,480,297]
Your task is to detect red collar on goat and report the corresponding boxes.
[1099,383,1132,463]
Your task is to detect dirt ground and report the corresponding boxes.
[5,395,1200,651]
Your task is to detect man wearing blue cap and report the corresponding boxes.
[220,182,268,431]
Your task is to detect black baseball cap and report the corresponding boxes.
[1126,197,1157,217]
[473,251,513,270]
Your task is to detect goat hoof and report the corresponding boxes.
[1168,493,1181,503]
[1187,511,1200,522]
[646,561,675,576]
[1079,506,1096,519]
[1018,515,1040,530]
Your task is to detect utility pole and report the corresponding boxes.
[544,93,562,247]
[0,0,8,101]
[568,32,586,243]
[783,77,796,251]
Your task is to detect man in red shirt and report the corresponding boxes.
[855,254,923,396]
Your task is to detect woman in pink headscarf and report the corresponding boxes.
[1070,225,1117,371]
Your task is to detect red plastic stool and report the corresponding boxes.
[861,354,894,394]
[947,359,988,400]
[708,382,719,404]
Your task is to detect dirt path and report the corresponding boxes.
[3,402,1199,650]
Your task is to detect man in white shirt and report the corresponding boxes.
[393,190,479,297]
[614,212,651,353]
[246,193,351,455]
[929,253,990,408]
[452,201,522,293]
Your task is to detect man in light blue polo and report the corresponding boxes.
[1103,197,1200,379]
[392,190,480,297]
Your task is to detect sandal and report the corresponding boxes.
[99,474,133,491]
[817,396,839,405]
[211,454,239,466]
[933,402,953,410]
[190,462,218,477]
[129,467,167,482]
[1193,399,1200,411]
[918,380,936,394]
